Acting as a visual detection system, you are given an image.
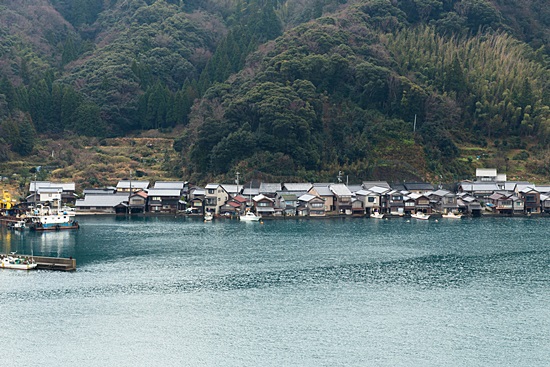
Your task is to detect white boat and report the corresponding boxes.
[1,253,37,270]
[442,212,463,219]
[239,211,261,222]
[371,211,384,219]
[8,220,27,230]
[411,212,430,220]
[204,212,213,221]
[27,203,79,231]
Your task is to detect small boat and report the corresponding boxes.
[239,210,261,222]
[8,220,27,230]
[204,212,213,221]
[411,212,430,220]
[1,252,37,270]
[442,212,463,219]
[371,211,384,219]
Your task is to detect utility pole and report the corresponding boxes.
[413,114,417,133]
[235,171,240,193]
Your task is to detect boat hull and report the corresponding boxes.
[29,222,79,231]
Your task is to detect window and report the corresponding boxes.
[208,189,215,194]
[526,195,536,203]
[368,197,375,203]
[258,202,270,207]
[405,202,415,207]
[311,202,323,208]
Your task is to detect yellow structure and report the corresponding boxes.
[1,190,13,209]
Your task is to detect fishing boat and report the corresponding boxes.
[204,212,213,221]
[239,210,261,222]
[442,212,463,219]
[371,211,384,219]
[27,203,79,231]
[1,252,37,270]
[411,212,430,220]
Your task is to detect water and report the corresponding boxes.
[1,216,549,366]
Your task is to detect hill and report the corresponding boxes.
[0,0,549,188]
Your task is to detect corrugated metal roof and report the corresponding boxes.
[30,181,75,192]
[298,194,317,202]
[312,186,332,196]
[205,183,220,189]
[362,181,390,189]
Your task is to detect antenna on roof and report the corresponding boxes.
[338,171,343,183]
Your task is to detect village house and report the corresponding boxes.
[75,193,130,213]
[220,195,247,216]
[253,194,276,217]
[428,189,459,214]
[204,184,229,214]
[403,182,435,195]
[330,184,353,214]
[259,183,282,199]
[309,184,335,213]
[277,193,299,216]
[297,194,325,217]
[28,181,77,206]
[129,191,147,213]
[518,187,540,214]
[146,188,181,213]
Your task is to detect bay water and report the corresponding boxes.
[1,216,549,366]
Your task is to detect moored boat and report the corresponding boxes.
[27,204,79,231]
[1,253,37,270]
[411,212,430,220]
[239,210,261,222]
[442,212,463,219]
[204,212,214,221]
[371,211,384,219]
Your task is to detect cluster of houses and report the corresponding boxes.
[21,168,550,217]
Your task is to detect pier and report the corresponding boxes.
[1,254,76,271]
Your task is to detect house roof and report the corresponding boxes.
[132,191,148,198]
[39,187,63,194]
[298,193,322,202]
[153,181,186,189]
[116,180,149,190]
[242,188,260,196]
[346,185,363,194]
[535,186,550,193]
[191,188,205,196]
[280,194,298,201]
[330,184,352,197]
[282,183,313,192]
[205,183,220,189]
[253,194,274,202]
[259,183,282,193]
[369,186,391,194]
[76,193,129,208]
[403,182,435,191]
[30,181,75,192]
[146,189,182,197]
[83,188,116,195]
[221,184,242,194]
[460,183,500,192]
[311,185,332,196]
[362,181,390,189]
[232,195,247,203]
[431,189,451,197]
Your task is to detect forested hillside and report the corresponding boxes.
[0,0,549,187]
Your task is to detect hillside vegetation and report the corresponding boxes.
[0,0,549,188]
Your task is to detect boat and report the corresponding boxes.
[239,210,261,222]
[371,211,384,219]
[411,212,430,220]
[442,212,463,219]
[27,203,79,231]
[204,212,213,221]
[8,220,27,230]
[1,252,37,270]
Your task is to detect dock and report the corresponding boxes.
[1,254,76,271]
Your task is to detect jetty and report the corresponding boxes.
[0,254,76,271]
